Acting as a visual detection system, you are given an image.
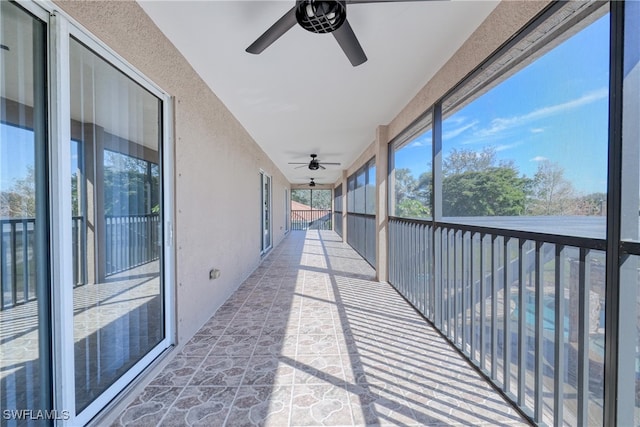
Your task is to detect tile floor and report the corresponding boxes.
[113,230,529,426]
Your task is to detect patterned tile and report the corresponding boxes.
[296,334,341,355]
[210,335,259,357]
[293,354,345,386]
[242,355,295,386]
[161,386,236,426]
[115,231,527,427]
[179,335,219,358]
[150,356,201,387]
[290,383,354,426]
[115,386,182,426]
[225,385,292,427]
[347,383,417,426]
[253,334,297,357]
[189,357,250,387]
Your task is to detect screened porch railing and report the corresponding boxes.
[388,216,607,426]
[105,213,160,276]
[1,213,160,310]
[291,209,332,231]
[1,216,85,310]
[347,213,376,267]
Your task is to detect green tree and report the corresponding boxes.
[291,189,311,207]
[443,167,530,216]
[396,199,430,218]
[310,190,332,210]
[1,166,35,218]
[443,147,501,176]
[392,168,432,218]
[103,151,159,216]
[394,168,417,202]
[415,171,432,211]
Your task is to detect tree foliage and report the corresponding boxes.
[396,199,430,218]
[291,189,331,210]
[443,167,530,216]
[1,166,36,218]
[443,147,508,176]
[394,168,431,218]
[526,160,576,215]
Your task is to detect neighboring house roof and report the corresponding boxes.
[291,201,330,222]
[291,201,311,211]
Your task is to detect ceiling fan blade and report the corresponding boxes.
[332,19,367,66]
[294,165,307,169]
[246,6,297,54]
[319,162,341,165]
[288,162,307,164]
[319,165,327,170]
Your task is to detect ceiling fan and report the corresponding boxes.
[246,0,433,67]
[309,178,317,187]
[289,154,341,170]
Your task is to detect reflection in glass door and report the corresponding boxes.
[261,172,271,252]
[0,1,51,423]
[69,37,164,413]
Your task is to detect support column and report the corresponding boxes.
[375,125,389,282]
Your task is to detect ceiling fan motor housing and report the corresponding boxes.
[296,0,347,34]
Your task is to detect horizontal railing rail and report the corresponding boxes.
[388,216,607,250]
[388,216,606,426]
[291,209,332,231]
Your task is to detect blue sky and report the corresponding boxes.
[0,125,80,191]
[0,124,36,191]
[396,13,610,195]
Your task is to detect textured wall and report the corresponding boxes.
[54,0,290,342]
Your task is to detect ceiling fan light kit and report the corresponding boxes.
[296,1,347,34]
[288,154,341,171]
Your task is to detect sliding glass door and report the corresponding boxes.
[69,37,165,413]
[0,2,52,423]
[1,3,173,424]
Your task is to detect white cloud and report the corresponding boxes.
[409,141,425,148]
[475,87,608,138]
[530,156,548,162]
[530,128,544,134]
[443,120,478,140]
[494,142,522,152]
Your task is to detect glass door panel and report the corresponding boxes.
[0,2,51,424]
[69,37,164,412]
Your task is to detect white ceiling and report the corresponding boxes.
[138,0,499,185]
